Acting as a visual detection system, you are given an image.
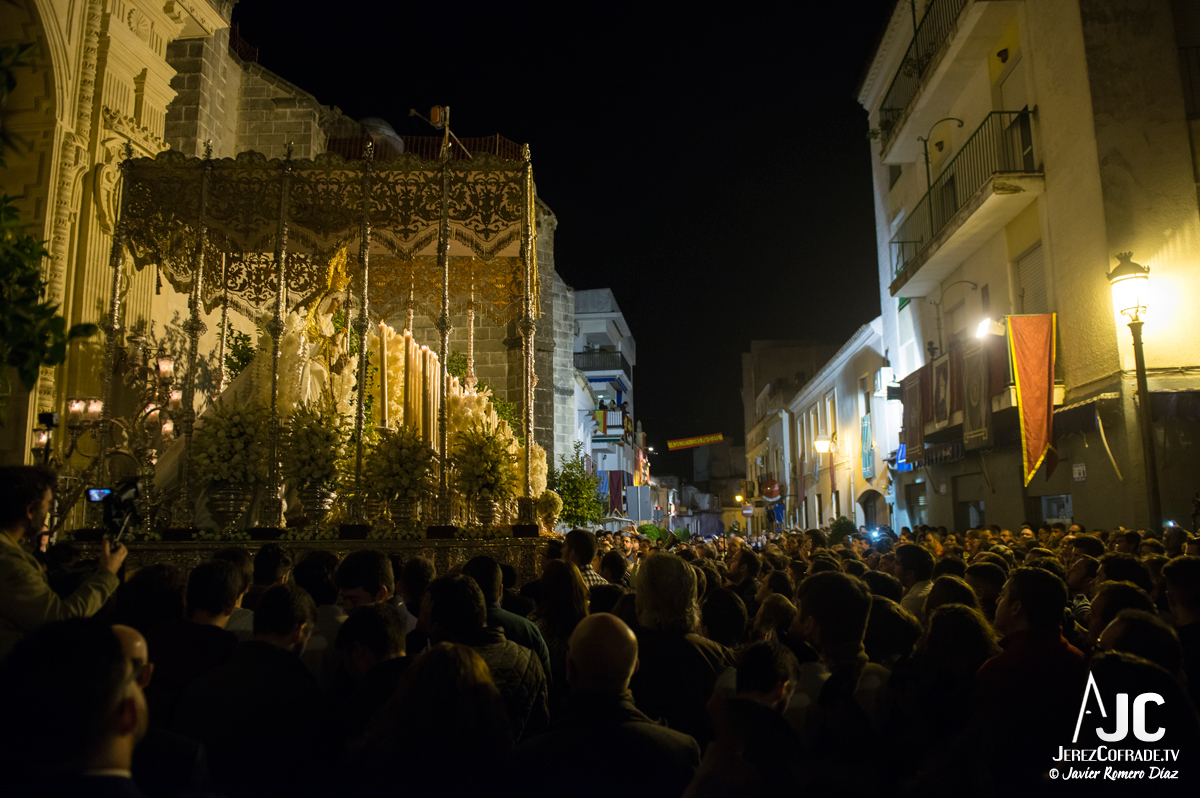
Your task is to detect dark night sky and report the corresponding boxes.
[233,0,893,479]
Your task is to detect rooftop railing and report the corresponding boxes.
[891,110,1038,277]
[877,0,970,148]
[574,351,632,380]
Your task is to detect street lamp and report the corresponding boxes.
[735,494,743,503]
[976,317,1006,338]
[1107,251,1160,531]
[814,434,833,454]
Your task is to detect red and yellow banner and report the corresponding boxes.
[667,433,724,451]
[1009,314,1057,486]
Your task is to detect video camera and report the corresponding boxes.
[87,477,142,543]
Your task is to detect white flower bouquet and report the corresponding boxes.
[282,405,349,490]
[192,400,270,486]
[451,419,518,502]
[365,426,436,502]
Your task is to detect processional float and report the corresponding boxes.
[85,119,542,538]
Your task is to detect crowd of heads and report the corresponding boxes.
[5,461,1200,797]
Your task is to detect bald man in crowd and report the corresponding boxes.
[113,625,209,798]
[513,614,700,797]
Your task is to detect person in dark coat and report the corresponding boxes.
[462,556,552,686]
[973,567,1086,792]
[332,603,410,744]
[171,583,330,798]
[112,625,209,798]
[513,613,700,797]
[145,561,240,729]
[425,573,549,742]
[629,554,733,747]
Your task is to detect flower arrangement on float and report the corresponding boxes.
[537,489,563,531]
[279,405,348,541]
[192,398,271,540]
[365,426,436,540]
[452,418,518,536]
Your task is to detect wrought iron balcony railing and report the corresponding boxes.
[574,351,632,380]
[1182,46,1200,120]
[878,0,970,148]
[891,111,1038,277]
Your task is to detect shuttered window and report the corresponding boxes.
[1018,243,1048,314]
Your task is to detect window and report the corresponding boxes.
[889,164,903,189]
[1018,244,1047,313]
[809,407,819,463]
[824,392,837,440]
[816,494,825,527]
[833,491,841,521]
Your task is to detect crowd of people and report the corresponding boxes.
[2,463,1200,797]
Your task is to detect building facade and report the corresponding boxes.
[740,340,838,534]
[573,288,645,514]
[858,0,1200,532]
[787,320,898,531]
[0,0,232,462]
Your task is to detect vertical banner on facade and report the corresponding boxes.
[1009,313,1057,486]
[962,339,993,450]
[902,371,923,464]
[861,414,875,479]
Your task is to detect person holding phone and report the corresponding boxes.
[0,465,127,661]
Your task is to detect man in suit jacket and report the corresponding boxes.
[0,466,126,661]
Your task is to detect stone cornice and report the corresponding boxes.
[102,106,170,153]
[162,0,231,37]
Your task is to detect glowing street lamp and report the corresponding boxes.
[735,494,744,503]
[976,317,1006,338]
[814,434,833,454]
[1107,251,1159,530]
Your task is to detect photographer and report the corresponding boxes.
[0,465,127,661]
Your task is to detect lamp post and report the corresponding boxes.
[1107,252,1160,531]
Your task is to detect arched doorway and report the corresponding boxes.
[858,488,885,529]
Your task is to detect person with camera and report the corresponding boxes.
[0,465,127,661]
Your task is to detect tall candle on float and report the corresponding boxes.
[419,345,430,443]
[431,351,440,452]
[402,330,413,430]
[378,322,389,428]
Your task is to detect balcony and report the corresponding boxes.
[592,409,633,443]
[878,0,970,149]
[574,350,632,380]
[890,111,1043,296]
[877,1,1020,163]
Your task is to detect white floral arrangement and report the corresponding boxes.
[516,441,549,497]
[451,419,518,503]
[537,490,563,520]
[192,400,270,486]
[364,426,436,502]
[282,405,349,490]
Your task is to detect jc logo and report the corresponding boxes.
[1073,672,1165,743]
